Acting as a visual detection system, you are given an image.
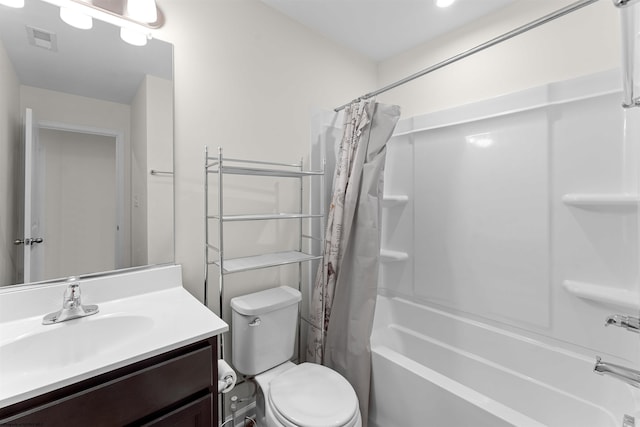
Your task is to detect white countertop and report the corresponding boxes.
[0,265,228,409]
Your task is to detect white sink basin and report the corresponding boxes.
[0,265,228,409]
[0,314,154,374]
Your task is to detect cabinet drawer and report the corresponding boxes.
[2,346,213,427]
[142,393,212,427]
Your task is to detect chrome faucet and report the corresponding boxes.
[594,356,640,388]
[605,314,640,333]
[43,278,99,325]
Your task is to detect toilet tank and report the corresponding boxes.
[231,286,301,376]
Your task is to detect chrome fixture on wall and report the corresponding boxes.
[596,314,640,387]
[13,237,43,246]
[593,357,640,388]
[42,278,99,324]
[613,0,640,7]
[605,314,640,333]
[334,0,601,111]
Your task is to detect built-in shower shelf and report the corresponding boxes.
[562,280,640,310]
[380,249,409,262]
[562,193,640,208]
[382,195,409,207]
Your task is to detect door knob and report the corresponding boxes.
[14,238,44,245]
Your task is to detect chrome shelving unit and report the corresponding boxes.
[204,146,325,365]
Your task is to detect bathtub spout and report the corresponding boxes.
[594,357,640,388]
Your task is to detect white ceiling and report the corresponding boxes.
[0,1,520,103]
[261,0,519,61]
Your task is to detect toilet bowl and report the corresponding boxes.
[254,361,361,427]
[230,286,362,427]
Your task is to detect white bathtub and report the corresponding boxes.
[369,296,639,427]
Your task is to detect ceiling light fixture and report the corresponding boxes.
[59,6,93,29]
[0,0,25,8]
[40,0,160,46]
[436,0,456,8]
[125,0,158,23]
[120,27,148,46]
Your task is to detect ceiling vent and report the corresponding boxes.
[26,26,58,51]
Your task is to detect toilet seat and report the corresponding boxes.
[267,363,360,427]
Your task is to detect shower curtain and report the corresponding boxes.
[306,100,400,426]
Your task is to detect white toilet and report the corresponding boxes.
[231,286,362,427]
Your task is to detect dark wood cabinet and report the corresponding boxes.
[0,337,218,427]
[142,394,213,427]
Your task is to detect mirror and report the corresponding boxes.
[0,0,174,287]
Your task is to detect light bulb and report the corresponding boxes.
[0,0,24,7]
[125,0,157,23]
[120,27,148,46]
[436,0,456,8]
[60,6,93,29]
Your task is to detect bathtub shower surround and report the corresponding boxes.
[370,298,637,427]
[370,69,640,426]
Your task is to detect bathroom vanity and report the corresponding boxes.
[0,265,228,426]
[0,337,218,426]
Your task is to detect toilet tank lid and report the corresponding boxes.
[230,286,301,316]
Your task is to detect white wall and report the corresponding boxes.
[151,0,623,323]
[131,75,174,267]
[131,77,149,266]
[145,76,174,265]
[153,0,377,312]
[0,39,19,286]
[377,0,621,117]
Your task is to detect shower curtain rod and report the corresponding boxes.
[334,0,601,112]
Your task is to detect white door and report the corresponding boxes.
[39,127,117,279]
[20,108,45,283]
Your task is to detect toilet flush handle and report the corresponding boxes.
[249,317,261,327]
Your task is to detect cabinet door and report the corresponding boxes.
[1,346,213,427]
[142,394,212,427]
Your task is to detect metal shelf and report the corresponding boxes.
[208,213,323,222]
[207,165,323,178]
[204,146,326,390]
[212,251,322,274]
[205,147,326,423]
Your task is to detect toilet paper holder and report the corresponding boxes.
[217,359,237,394]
